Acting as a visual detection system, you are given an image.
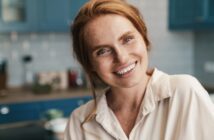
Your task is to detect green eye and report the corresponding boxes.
[123,36,134,44]
[96,48,111,56]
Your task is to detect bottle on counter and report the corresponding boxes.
[0,58,7,91]
[67,68,86,89]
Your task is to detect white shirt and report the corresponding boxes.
[64,69,214,140]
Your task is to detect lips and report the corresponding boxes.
[114,61,137,76]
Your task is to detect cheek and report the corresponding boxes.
[134,43,147,56]
[92,60,105,71]
[93,60,112,75]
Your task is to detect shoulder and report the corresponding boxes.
[68,89,107,122]
[151,69,206,96]
[149,69,200,90]
[65,99,95,140]
[156,71,214,114]
[167,73,209,101]
[153,68,208,99]
[169,74,200,91]
[69,99,95,122]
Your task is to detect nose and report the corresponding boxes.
[114,46,129,63]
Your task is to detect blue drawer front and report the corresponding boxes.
[0,96,92,124]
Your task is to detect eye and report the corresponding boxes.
[96,48,112,56]
[123,35,134,44]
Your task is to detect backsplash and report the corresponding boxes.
[195,32,214,86]
[0,33,79,87]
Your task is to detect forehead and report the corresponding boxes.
[83,14,137,48]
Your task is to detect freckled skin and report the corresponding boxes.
[84,14,149,89]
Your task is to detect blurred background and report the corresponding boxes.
[0,0,214,140]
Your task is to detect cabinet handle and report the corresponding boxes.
[0,106,10,115]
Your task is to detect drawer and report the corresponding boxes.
[0,96,92,124]
[40,96,92,117]
[0,102,41,124]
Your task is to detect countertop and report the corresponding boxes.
[0,88,92,104]
[0,87,213,104]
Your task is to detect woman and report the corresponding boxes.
[65,0,214,139]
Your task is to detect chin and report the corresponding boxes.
[114,79,141,88]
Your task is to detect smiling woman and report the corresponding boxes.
[84,14,149,89]
[64,0,214,140]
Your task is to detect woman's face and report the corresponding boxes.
[84,14,149,89]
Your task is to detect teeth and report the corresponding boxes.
[116,63,136,75]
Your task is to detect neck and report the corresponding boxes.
[107,74,150,111]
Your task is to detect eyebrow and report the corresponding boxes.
[90,31,134,53]
[118,31,134,42]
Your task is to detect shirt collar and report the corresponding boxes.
[140,68,172,116]
[95,90,123,138]
[96,68,172,118]
[96,91,109,122]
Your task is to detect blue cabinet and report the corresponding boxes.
[0,0,87,32]
[40,96,92,117]
[37,0,71,32]
[205,0,214,23]
[70,0,87,21]
[0,102,41,124]
[36,0,87,32]
[169,0,214,30]
[0,96,92,124]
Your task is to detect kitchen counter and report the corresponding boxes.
[0,88,93,126]
[0,88,93,104]
[0,86,213,104]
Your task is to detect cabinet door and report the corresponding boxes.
[208,0,214,20]
[0,96,91,124]
[169,0,214,30]
[0,102,41,124]
[37,0,71,32]
[70,0,87,21]
[169,0,202,30]
[37,0,87,32]
[0,0,38,32]
[205,0,214,23]
[41,96,92,117]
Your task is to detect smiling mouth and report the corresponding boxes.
[114,61,137,76]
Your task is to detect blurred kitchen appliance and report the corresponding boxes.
[0,58,7,90]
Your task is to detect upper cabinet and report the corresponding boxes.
[0,0,87,32]
[206,0,214,23]
[37,0,71,32]
[169,0,214,30]
[70,0,86,21]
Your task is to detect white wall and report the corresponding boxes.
[129,0,194,75]
[0,33,78,87]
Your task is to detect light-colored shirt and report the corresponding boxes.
[64,68,214,140]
